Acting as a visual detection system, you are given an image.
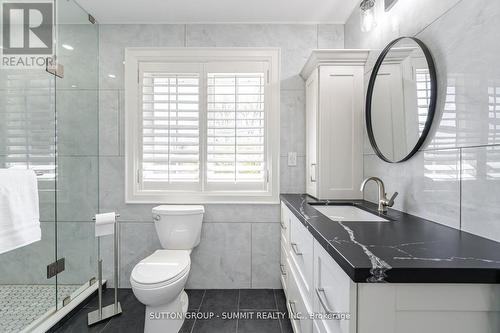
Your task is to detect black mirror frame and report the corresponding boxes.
[365,36,437,163]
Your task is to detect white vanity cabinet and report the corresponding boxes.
[280,202,500,333]
[301,50,369,200]
[281,203,314,333]
[282,202,350,333]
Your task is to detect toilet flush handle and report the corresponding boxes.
[153,215,161,222]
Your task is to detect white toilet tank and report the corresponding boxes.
[152,205,204,250]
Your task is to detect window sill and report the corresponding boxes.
[125,191,280,205]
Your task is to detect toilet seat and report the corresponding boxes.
[131,250,190,288]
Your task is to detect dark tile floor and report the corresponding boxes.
[54,288,293,333]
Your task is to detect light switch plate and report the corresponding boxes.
[288,152,297,166]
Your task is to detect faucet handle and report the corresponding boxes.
[387,192,398,207]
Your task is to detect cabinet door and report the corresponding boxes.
[280,202,291,294]
[318,66,363,199]
[281,202,291,245]
[280,240,289,295]
[370,63,405,161]
[289,213,314,308]
[288,255,313,333]
[313,240,357,333]
[306,69,319,198]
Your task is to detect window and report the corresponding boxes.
[2,72,56,183]
[415,68,431,136]
[125,48,280,203]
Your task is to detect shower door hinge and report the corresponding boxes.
[88,14,96,24]
[62,296,71,307]
[47,258,65,279]
[46,60,64,78]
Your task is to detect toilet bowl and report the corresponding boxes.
[131,250,191,333]
[130,205,204,333]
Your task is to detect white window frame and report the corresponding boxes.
[124,48,280,204]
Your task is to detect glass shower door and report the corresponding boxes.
[54,0,99,307]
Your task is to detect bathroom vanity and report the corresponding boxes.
[280,194,500,333]
[288,37,500,333]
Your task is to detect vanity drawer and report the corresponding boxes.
[289,213,314,306]
[287,259,313,333]
[280,241,289,295]
[281,202,291,244]
[313,240,356,333]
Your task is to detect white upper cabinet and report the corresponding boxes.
[301,50,369,200]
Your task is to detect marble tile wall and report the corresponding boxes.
[346,0,500,243]
[98,23,344,288]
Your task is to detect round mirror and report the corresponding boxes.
[366,37,437,163]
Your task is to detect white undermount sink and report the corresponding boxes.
[312,205,389,222]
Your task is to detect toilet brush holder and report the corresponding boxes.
[88,214,123,326]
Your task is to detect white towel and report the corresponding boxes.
[0,169,41,254]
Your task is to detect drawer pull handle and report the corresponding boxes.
[280,220,287,230]
[288,300,298,318]
[316,287,335,314]
[280,264,287,276]
[310,163,317,182]
[291,243,303,256]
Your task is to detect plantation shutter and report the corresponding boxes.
[139,63,202,191]
[415,67,431,136]
[1,73,56,183]
[205,62,268,191]
[136,61,269,193]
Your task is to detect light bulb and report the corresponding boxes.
[360,0,376,32]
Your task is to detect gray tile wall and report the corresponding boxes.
[55,21,100,288]
[346,0,500,243]
[98,24,344,288]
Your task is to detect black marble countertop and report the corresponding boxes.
[281,194,500,283]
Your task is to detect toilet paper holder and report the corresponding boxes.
[88,213,123,326]
[91,213,120,221]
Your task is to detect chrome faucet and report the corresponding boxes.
[360,177,398,213]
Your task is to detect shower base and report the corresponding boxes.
[0,284,80,333]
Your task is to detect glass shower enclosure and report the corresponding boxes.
[0,0,99,331]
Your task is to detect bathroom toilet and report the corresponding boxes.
[130,205,204,333]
